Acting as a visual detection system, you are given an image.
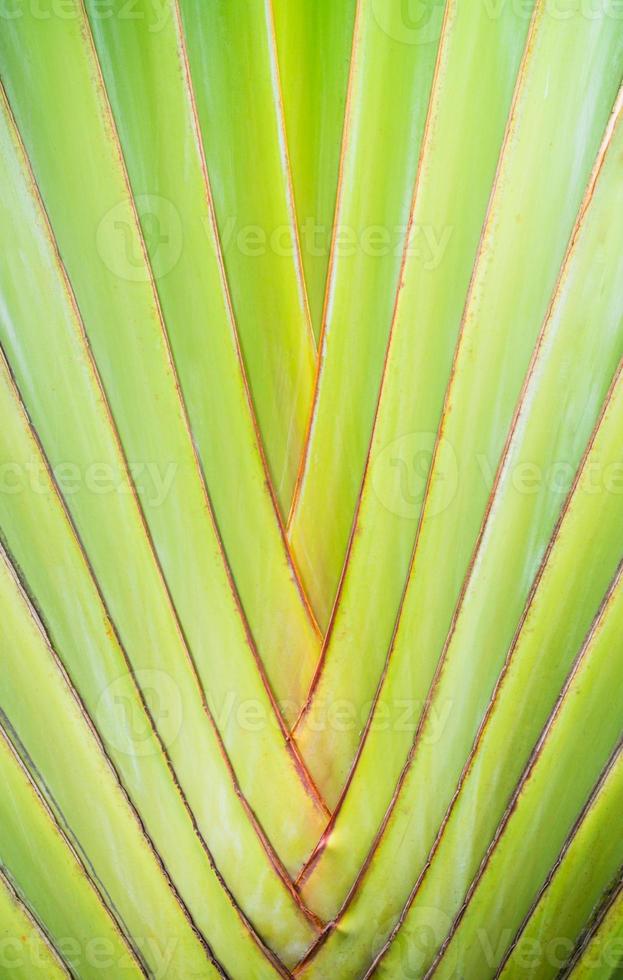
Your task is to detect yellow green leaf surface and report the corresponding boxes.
[1,4,622,978]
[272,0,357,337]
[286,0,446,627]
[568,885,623,980]
[0,869,68,979]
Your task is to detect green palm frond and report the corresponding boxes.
[0,2,622,979]
[569,885,623,980]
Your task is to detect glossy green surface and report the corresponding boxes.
[286,0,446,626]
[178,0,317,511]
[0,82,315,968]
[369,93,623,980]
[0,550,220,978]
[0,4,326,891]
[272,0,357,337]
[500,752,623,979]
[433,567,623,979]
[570,888,623,980]
[0,723,142,980]
[0,871,67,979]
[298,9,623,946]
[293,0,535,806]
[0,4,621,977]
[85,0,322,718]
[373,355,623,973]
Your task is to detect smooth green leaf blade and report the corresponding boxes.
[0,84,318,966]
[0,2,620,974]
[0,870,67,979]
[499,756,623,979]
[0,548,230,977]
[286,0,446,627]
[568,886,623,980]
[373,362,623,978]
[178,0,317,511]
[0,0,327,875]
[272,0,357,337]
[297,49,623,969]
[431,574,623,979]
[0,344,306,973]
[369,9,623,817]
[0,552,220,978]
[364,0,623,826]
[0,726,143,980]
[293,0,535,806]
[0,0,315,725]
[83,0,322,725]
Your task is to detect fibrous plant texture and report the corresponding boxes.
[0,2,622,978]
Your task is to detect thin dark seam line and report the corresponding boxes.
[293,0,460,881]
[296,0,526,888]
[172,0,323,759]
[352,79,623,895]
[428,739,623,980]
[1,68,322,925]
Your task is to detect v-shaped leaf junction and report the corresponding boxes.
[0,2,622,978]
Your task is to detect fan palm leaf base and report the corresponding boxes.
[0,2,622,978]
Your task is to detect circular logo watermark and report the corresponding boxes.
[95,668,183,757]
[372,0,445,46]
[371,431,458,519]
[96,194,182,282]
